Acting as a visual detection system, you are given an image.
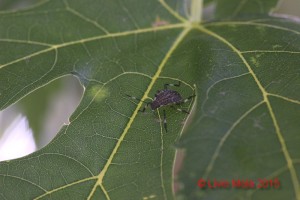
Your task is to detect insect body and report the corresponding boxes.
[150,89,182,110]
[126,81,195,133]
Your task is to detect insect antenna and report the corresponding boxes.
[125,94,151,113]
[125,94,149,103]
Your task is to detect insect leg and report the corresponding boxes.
[139,103,150,112]
[163,109,167,132]
[125,94,147,102]
[164,81,181,89]
[182,94,196,103]
[171,106,189,114]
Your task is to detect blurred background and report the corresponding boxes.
[0,0,299,161]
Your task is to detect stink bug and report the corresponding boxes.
[126,81,195,132]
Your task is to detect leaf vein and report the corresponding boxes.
[197,25,300,199]
[241,50,300,54]
[86,27,191,200]
[33,176,97,200]
[201,101,264,179]
[268,93,300,105]
[38,153,94,176]
[1,48,58,109]
[158,0,187,23]
[0,23,184,70]
[205,21,300,36]
[0,174,47,192]
[63,0,109,34]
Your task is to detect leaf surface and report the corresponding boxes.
[178,19,300,199]
[214,0,279,18]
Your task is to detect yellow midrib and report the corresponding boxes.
[87,27,191,199]
[0,23,184,70]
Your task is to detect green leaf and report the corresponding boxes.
[204,0,214,5]
[0,0,40,11]
[215,0,279,19]
[0,0,300,200]
[178,19,300,199]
